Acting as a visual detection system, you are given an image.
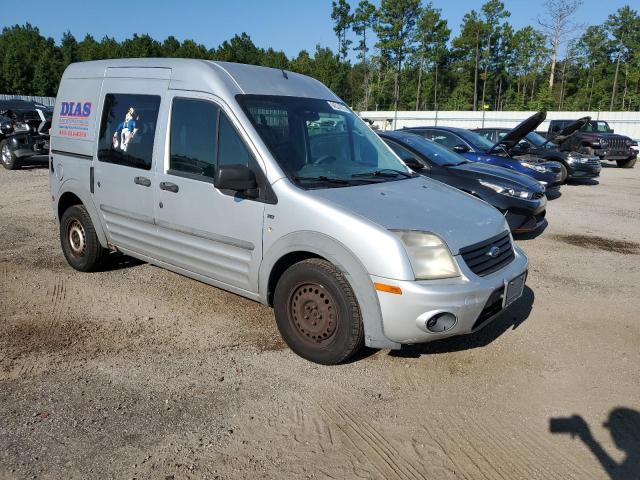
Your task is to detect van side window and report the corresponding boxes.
[98,93,160,170]
[169,99,219,179]
[218,112,254,168]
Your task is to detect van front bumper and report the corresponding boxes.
[373,245,528,344]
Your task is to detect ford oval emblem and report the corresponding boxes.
[487,246,501,258]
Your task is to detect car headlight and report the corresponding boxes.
[479,180,534,199]
[392,231,460,280]
[520,161,548,173]
[592,140,608,148]
[567,153,591,164]
[13,122,30,133]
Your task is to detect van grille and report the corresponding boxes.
[460,231,515,277]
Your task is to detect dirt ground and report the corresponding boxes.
[1,163,639,480]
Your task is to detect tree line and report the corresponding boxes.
[0,0,639,112]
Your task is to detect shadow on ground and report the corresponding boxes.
[550,408,640,480]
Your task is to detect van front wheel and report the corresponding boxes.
[274,258,364,365]
[60,205,106,272]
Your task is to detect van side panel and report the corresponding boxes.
[50,77,104,240]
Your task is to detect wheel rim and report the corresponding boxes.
[1,145,10,165]
[288,283,338,346]
[67,220,86,257]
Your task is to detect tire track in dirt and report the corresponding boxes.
[422,411,598,479]
[320,403,428,480]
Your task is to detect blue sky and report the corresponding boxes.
[3,0,634,58]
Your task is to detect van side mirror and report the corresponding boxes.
[215,164,258,196]
[403,157,425,171]
[453,144,470,153]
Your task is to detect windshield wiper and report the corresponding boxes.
[351,169,414,178]
[294,175,352,185]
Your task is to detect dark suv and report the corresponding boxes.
[545,119,637,168]
[0,100,52,170]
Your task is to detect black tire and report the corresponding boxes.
[0,139,19,170]
[60,205,106,272]
[616,157,637,169]
[273,258,364,365]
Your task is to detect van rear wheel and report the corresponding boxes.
[60,205,106,272]
[273,258,364,365]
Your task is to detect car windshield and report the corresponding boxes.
[583,121,612,133]
[237,95,412,188]
[456,129,496,151]
[395,134,467,166]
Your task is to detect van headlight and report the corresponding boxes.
[391,230,460,280]
[479,180,534,199]
[520,161,547,173]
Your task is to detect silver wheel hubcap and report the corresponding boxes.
[68,220,86,257]
[1,145,10,164]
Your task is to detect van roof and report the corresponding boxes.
[62,58,341,103]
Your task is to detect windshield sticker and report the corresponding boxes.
[58,101,92,138]
[327,101,350,113]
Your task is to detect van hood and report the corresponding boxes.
[306,177,508,255]
[488,111,547,152]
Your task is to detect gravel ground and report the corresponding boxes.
[0,164,639,479]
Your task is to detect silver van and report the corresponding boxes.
[49,59,528,364]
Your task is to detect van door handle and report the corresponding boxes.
[159,182,179,193]
[134,176,151,187]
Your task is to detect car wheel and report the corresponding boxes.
[60,205,106,272]
[558,163,568,183]
[1,140,19,170]
[273,258,364,364]
[616,157,636,169]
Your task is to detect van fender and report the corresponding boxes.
[259,231,401,350]
[57,179,109,249]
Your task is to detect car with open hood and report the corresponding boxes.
[0,99,52,170]
[379,131,547,234]
[475,115,601,182]
[50,58,529,364]
[545,118,637,168]
[402,120,563,188]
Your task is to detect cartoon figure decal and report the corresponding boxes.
[112,107,139,152]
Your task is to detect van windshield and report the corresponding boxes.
[237,95,414,188]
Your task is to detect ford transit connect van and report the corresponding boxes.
[49,59,528,364]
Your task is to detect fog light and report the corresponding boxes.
[425,312,457,333]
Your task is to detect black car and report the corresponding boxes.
[0,100,52,170]
[380,131,547,234]
[475,122,602,182]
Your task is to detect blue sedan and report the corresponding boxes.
[402,126,563,188]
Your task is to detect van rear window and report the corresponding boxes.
[98,93,160,170]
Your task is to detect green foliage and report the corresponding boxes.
[0,2,639,111]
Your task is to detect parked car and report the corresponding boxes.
[0,99,52,170]
[50,59,529,364]
[545,118,637,168]
[379,131,547,234]
[402,123,563,188]
[475,123,601,182]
